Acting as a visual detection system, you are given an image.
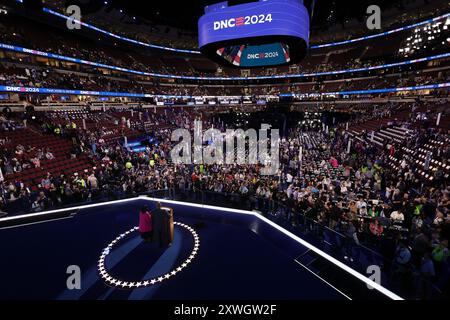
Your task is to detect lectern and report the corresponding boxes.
[161,207,174,246]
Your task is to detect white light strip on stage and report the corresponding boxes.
[1,195,403,300]
[142,196,403,300]
[253,210,403,300]
[0,197,139,222]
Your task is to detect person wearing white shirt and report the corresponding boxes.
[400,159,407,169]
[286,173,293,183]
[340,182,348,194]
[286,185,293,198]
[239,185,248,194]
[356,199,367,216]
[390,210,405,222]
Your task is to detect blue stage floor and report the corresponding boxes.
[0,199,362,300]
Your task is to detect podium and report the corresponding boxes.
[161,207,174,246]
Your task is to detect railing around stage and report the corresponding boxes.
[1,187,445,300]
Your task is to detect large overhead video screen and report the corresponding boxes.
[198,0,309,68]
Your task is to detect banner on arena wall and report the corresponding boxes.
[33,2,450,53]
[41,7,200,54]
[0,83,449,99]
[1,42,449,81]
[0,85,146,97]
[278,82,450,97]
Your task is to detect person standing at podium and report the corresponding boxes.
[138,205,153,242]
[152,202,171,247]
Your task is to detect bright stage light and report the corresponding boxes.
[97,223,200,289]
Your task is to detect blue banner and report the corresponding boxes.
[279,83,450,97]
[0,85,147,97]
[1,42,448,81]
[41,7,200,54]
[27,1,448,53]
[311,12,450,49]
[1,83,448,99]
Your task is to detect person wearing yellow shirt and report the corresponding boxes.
[78,178,86,188]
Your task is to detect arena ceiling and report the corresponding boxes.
[65,0,415,31]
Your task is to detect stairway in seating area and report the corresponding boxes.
[386,137,450,182]
[347,124,411,148]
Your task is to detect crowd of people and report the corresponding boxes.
[0,0,449,300]
[2,10,449,101]
[0,102,448,298]
[2,10,443,80]
[1,62,448,100]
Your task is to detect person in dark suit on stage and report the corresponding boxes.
[152,202,171,247]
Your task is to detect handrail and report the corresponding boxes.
[1,188,445,299]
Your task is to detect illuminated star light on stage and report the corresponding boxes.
[97,222,199,289]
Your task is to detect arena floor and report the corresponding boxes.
[0,198,390,300]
